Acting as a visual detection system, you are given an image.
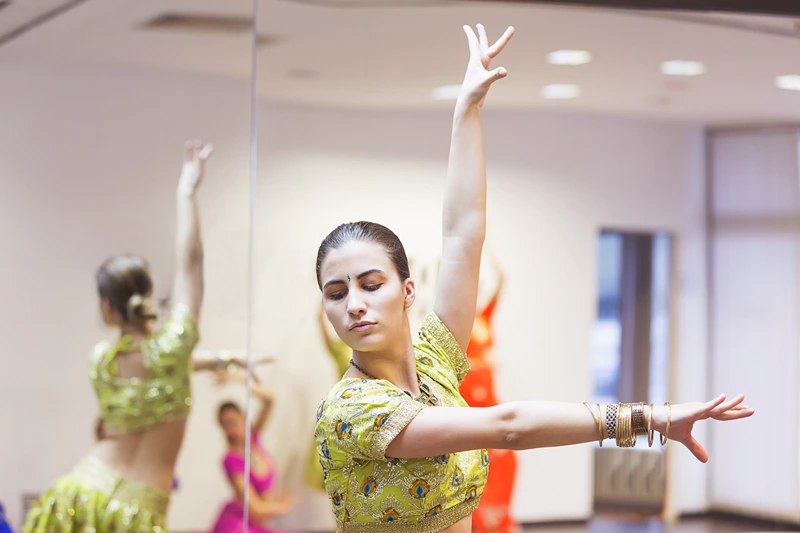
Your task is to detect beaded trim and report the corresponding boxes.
[371,401,425,460]
[420,313,471,384]
[338,497,481,533]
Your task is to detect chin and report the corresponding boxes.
[347,333,387,353]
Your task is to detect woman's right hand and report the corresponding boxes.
[459,24,514,109]
[229,352,277,370]
[213,370,249,386]
[178,140,213,195]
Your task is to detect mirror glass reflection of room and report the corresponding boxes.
[0,1,255,531]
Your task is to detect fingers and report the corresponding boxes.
[697,393,726,416]
[477,23,489,51]
[183,140,213,161]
[199,143,214,160]
[713,405,755,421]
[486,26,514,58]
[708,393,745,417]
[463,25,481,58]
[682,436,709,463]
[488,67,508,83]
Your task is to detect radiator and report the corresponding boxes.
[594,447,665,513]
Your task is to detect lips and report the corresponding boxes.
[350,321,376,332]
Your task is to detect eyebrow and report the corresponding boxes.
[323,269,386,290]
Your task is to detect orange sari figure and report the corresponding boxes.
[460,256,519,533]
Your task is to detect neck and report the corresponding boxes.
[349,317,419,395]
[119,322,150,337]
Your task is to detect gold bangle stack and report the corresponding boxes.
[584,401,672,449]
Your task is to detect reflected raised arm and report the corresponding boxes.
[171,140,213,319]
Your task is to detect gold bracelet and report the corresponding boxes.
[626,404,636,447]
[618,403,629,447]
[660,402,672,445]
[216,350,234,371]
[631,402,647,435]
[616,403,636,448]
[583,402,604,446]
[647,403,655,447]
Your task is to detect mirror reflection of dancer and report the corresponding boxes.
[459,255,518,533]
[305,306,352,491]
[90,353,273,491]
[213,371,298,533]
[23,141,213,533]
[313,24,754,533]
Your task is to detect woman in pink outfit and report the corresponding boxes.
[212,372,297,533]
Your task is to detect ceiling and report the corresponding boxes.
[2,0,800,125]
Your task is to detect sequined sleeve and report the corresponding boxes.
[151,304,199,361]
[415,312,471,387]
[318,380,424,463]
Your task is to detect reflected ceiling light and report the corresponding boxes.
[660,60,706,76]
[547,50,592,66]
[776,75,800,91]
[542,84,580,99]
[431,85,461,100]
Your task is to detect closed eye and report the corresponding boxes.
[364,284,383,291]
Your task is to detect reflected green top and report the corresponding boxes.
[90,304,199,434]
[329,337,353,377]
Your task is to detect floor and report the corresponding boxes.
[524,515,800,532]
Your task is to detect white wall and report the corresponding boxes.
[707,129,800,523]
[0,58,709,530]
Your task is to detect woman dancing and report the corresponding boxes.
[314,24,754,533]
[212,371,297,533]
[23,140,213,533]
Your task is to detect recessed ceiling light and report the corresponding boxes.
[660,60,706,76]
[547,50,592,66]
[542,84,580,99]
[776,75,800,91]
[431,85,461,100]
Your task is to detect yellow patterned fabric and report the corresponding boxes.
[91,304,199,434]
[23,456,170,533]
[315,312,489,533]
[307,337,353,490]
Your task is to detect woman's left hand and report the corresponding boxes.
[651,393,754,462]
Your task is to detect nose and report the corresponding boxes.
[346,289,367,318]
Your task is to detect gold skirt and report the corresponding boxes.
[23,456,170,533]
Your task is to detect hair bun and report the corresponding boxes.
[126,294,157,323]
